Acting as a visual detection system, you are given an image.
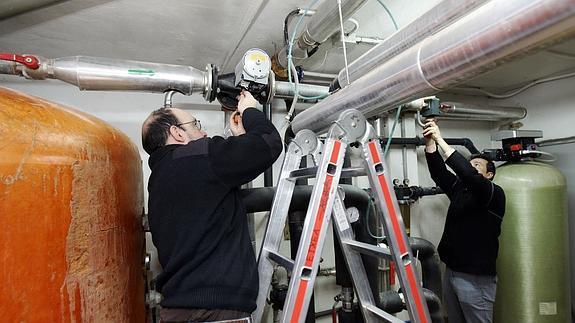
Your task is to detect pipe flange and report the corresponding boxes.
[203,64,218,102]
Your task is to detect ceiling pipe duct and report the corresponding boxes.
[292,0,575,134]
[0,0,65,20]
[278,0,367,67]
[335,0,491,87]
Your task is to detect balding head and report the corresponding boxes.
[141,108,179,154]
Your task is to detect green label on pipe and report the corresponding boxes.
[128,69,155,76]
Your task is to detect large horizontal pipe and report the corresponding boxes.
[440,102,527,120]
[0,54,329,102]
[278,0,367,66]
[20,56,209,95]
[292,0,575,134]
[0,0,65,20]
[337,0,490,86]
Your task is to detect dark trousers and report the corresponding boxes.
[160,308,251,323]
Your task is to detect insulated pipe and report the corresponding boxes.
[241,185,371,214]
[278,0,368,66]
[0,0,65,20]
[292,0,575,134]
[422,289,444,323]
[409,237,442,298]
[21,56,209,95]
[336,0,490,86]
[378,289,444,323]
[263,102,273,187]
[274,78,330,99]
[0,54,330,102]
[0,61,20,75]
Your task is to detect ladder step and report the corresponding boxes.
[343,240,393,260]
[364,304,405,323]
[265,249,294,273]
[288,166,366,180]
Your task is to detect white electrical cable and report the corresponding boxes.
[520,150,557,163]
[337,0,351,86]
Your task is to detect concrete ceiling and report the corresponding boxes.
[0,0,574,96]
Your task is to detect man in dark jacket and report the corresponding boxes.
[141,90,282,322]
[423,119,505,323]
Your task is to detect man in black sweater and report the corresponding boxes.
[423,120,505,323]
[141,90,282,322]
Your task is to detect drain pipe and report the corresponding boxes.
[335,0,490,87]
[292,0,575,134]
[409,237,442,298]
[379,289,444,323]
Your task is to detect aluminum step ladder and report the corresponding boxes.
[254,109,431,323]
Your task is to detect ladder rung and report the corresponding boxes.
[364,304,404,323]
[288,166,366,180]
[265,249,294,273]
[343,240,393,260]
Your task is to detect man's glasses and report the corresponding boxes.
[176,119,202,130]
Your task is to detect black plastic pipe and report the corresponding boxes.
[379,136,480,154]
[422,288,444,323]
[263,102,273,187]
[408,237,442,298]
[378,288,444,323]
[241,184,371,215]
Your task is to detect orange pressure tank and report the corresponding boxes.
[0,87,146,322]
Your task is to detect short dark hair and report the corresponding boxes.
[142,108,179,154]
[469,153,496,177]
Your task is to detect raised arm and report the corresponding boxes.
[424,119,493,202]
[209,91,282,188]
[423,122,457,196]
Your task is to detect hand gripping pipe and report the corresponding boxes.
[292,0,575,134]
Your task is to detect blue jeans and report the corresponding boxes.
[443,267,497,323]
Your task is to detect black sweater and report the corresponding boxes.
[147,108,282,312]
[426,150,505,276]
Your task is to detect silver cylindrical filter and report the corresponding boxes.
[26,56,208,95]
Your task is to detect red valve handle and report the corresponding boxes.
[0,53,40,69]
